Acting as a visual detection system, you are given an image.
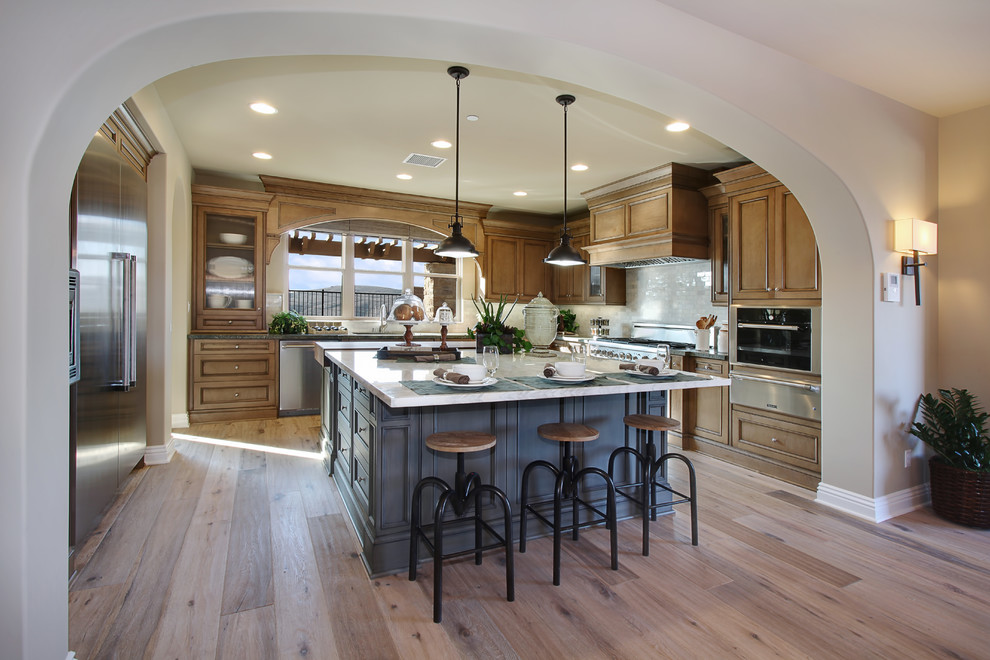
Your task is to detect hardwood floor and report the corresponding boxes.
[69,417,990,659]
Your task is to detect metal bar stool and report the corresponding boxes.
[519,422,618,586]
[608,413,698,555]
[408,431,514,623]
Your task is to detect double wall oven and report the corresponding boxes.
[729,305,821,421]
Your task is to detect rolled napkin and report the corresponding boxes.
[432,368,470,384]
[619,362,661,376]
[414,353,456,362]
[543,362,557,377]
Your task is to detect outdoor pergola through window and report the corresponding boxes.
[287,226,459,320]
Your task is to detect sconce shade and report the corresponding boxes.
[894,218,938,255]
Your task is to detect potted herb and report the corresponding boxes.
[908,388,990,528]
[467,295,532,354]
[558,308,579,335]
[269,310,309,335]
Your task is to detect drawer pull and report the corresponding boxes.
[234,392,240,398]
[358,426,367,434]
[234,345,239,349]
[227,320,233,325]
[356,476,366,484]
[340,405,348,413]
[234,365,239,370]
[771,437,779,443]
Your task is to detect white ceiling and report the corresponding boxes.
[152,4,990,219]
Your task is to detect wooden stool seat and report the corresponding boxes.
[622,414,680,433]
[537,422,600,443]
[426,431,496,453]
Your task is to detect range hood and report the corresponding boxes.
[581,163,713,268]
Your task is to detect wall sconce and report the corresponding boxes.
[894,218,937,306]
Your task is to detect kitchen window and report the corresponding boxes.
[287,231,460,319]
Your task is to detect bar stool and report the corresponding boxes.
[608,414,698,556]
[519,422,618,586]
[408,431,514,623]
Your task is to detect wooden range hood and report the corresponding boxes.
[581,163,713,268]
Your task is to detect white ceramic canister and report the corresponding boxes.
[522,292,559,354]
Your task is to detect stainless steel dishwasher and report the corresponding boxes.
[279,339,322,415]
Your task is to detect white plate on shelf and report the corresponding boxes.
[433,376,497,389]
[542,374,595,383]
[626,369,676,378]
[207,256,254,279]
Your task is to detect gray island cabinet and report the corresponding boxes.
[316,345,728,577]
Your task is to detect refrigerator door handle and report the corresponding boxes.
[126,254,137,389]
[110,252,135,391]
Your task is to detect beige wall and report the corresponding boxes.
[938,104,990,403]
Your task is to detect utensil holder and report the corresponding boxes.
[695,328,711,351]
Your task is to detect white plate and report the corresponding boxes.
[207,256,254,279]
[627,369,676,378]
[542,374,595,383]
[433,376,497,388]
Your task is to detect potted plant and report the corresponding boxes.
[269,310,309,335]
[908,388,990,528]
[558,308,579,335]
[467,295,532,354]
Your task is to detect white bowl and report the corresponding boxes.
[219,232,248,245]
[452,364,488,382]
[554,361,586,378]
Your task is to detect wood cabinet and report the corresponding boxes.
[191,185,273,332]
[582,163,712,266]
[188,338,278,422]
[714,165,820,302]
[709,204,729,306]
[550,230,626,306]
[668,355,728,447]
[729,405,821,488]
[483,235,553,303]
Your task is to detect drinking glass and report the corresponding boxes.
[571,340,588,364]
[481,346,500,378]
[655,344,670,370]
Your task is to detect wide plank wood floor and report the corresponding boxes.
[69,416,990,659]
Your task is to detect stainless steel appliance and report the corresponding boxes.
[730,306,821,375]
[728,305,822,421]
[279,339,322,415]
[69,133,148,548]
[589,322,696,360]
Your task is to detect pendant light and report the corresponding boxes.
[544,93,587,266]
[434,66,480,259]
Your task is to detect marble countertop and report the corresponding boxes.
[318,344,729,409]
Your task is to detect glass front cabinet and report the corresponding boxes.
[191,186,272,332]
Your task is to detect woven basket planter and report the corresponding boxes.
[929,457,990,528]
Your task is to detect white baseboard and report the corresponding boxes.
[144,436,176,465]
[67,652,77,660]
[171,412,190,428]
[816,482,930,523]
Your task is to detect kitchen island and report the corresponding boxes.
[316,345,728,576]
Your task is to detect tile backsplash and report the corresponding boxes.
[555,260,721,336]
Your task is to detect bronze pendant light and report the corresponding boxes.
[434,65,480,259]
[544,93,587,266]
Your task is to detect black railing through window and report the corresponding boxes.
[288,290,403,317]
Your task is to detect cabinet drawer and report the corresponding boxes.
[197,317,266,332]
[693,358,726,377]
[193,354,275,380]
[353,408,373,465]
[193,339,275,354]
[192,381,276,410]
[352,454,371,510]
[731,407,820,470]
[353,380,373,414]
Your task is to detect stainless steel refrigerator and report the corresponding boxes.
[69,133,147,549]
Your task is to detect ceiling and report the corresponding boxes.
[152,3,990,219]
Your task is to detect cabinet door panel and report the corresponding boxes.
[591,205,626,242]
[731,189,773,299]
[486,236,519,297]
[776,191,820,296]
[628,193,669,236]
[520,239,551,299]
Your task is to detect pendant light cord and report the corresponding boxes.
[562,98,568,236]
[454,72,461,224]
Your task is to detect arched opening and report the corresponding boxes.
[13,7,889,655]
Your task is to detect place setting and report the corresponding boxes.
[399,347,531,394]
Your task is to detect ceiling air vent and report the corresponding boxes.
[403,153,447,168]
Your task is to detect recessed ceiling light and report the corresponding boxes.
[396,173,413,180]
[513,191,528,197]
[431,140,452,149]
[466,115,479,122]
[666,121,690,132]
[571,164,589,172]
[252,152,272,160]
[249,102,278,115]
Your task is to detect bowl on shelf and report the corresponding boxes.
[219,232,248,245]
